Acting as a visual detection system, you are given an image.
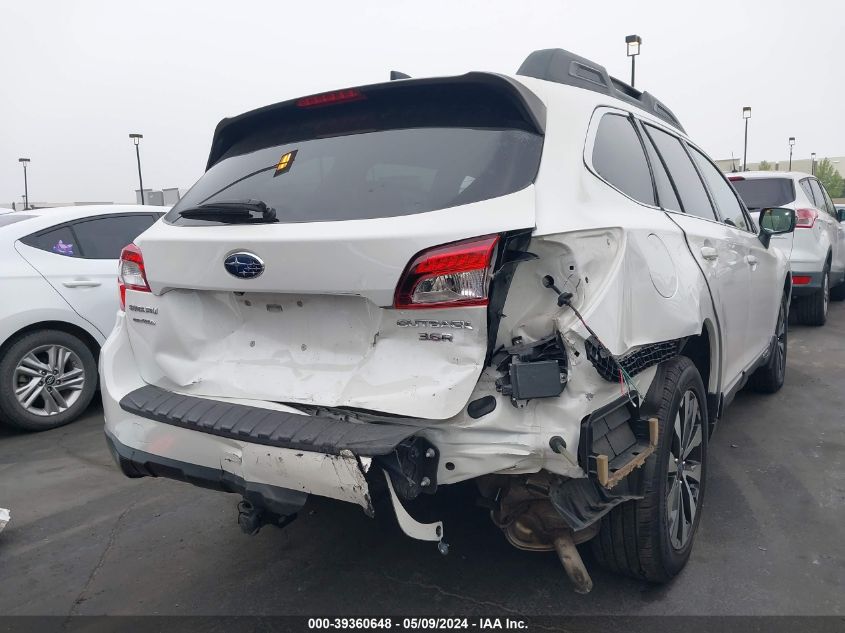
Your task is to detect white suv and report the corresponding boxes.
[101,48,794,591]
[730,171,845,324]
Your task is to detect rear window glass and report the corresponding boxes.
[0,214,34,227]
[72,214,158,259]
[166,128,543,225]
[730,178,795,210]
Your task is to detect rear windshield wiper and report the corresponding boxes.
[177,200,277,223]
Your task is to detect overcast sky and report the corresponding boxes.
[1,0,843,204]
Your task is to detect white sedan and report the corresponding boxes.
[0,205,164,431]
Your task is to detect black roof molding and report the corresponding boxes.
[516,48,685,133]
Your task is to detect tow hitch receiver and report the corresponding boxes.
[383,470,448,555]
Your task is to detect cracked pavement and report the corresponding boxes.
[0,304,843,616]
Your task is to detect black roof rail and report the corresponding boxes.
[516,48,685,133]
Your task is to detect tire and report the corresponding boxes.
[831,281,845,302]
[748,292,788,393]
[795,266,829,326]
[591,356,707,583]
[0,329,98,432]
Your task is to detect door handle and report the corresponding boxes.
[745,255,758,266]
[62,280,101,288]
[700,246,719,261]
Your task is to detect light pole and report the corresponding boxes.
[742,107,751,171]
[625,35,642,88]
[811,152,816,176]
[788,137,795,171]
[129,133,145,204]
[18,158,30,210]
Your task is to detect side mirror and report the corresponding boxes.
[758,207,796,248]
[837,208,845,222]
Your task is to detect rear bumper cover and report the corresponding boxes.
[791,271,823,296]
[105,430,311,517]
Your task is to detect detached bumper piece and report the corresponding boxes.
[119,385,418,457]
[551,396,657,532]
[578,396,657,490]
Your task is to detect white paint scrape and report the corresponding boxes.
[0,508,9,534]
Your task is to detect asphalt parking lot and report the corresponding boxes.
[1,305,843,617]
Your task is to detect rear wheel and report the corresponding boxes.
[0,329,97,431]
[748,292,788,393]
[795,266,829,326]
[592,356,707,583]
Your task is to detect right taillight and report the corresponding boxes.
[795,208,818,228]
[394,235,499,309]
[119,243,150,310]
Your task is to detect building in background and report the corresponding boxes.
[717,156,845,177]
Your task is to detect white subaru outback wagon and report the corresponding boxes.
[101,48,795,591]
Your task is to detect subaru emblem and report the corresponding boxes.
[224,252,265,279]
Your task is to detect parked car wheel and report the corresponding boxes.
[830,281,845,302]
[748,291,788,393]
[795,266,829,326]
[0,329,97,431]
[592,356,707,583]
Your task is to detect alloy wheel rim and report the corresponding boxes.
[823,272,829,315]
[666,389,703,550]
[775,303,786,380]
[12,344,85,416]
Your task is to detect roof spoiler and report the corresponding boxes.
[205,73,546,170]
[517,48,685,133]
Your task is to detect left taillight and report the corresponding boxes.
[119,243,150,310]
[394,235,499,310]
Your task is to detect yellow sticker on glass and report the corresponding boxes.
[274,149,298,177]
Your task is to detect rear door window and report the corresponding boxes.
[731,177,796,210]
[71,214,158,259]
[591,114,655,206]
[644,125,716,221]
[20,226,79,257]
[821,186,837,217]
[799,179,816,205]
[689,147,751,231]
[641,127,682,212]
[810,180,835,216]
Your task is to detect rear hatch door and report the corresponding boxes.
[126,74,544,420]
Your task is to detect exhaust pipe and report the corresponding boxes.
[553,532,593,594]
[237,500,298,535]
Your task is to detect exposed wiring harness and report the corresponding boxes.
[542,275,640,404]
